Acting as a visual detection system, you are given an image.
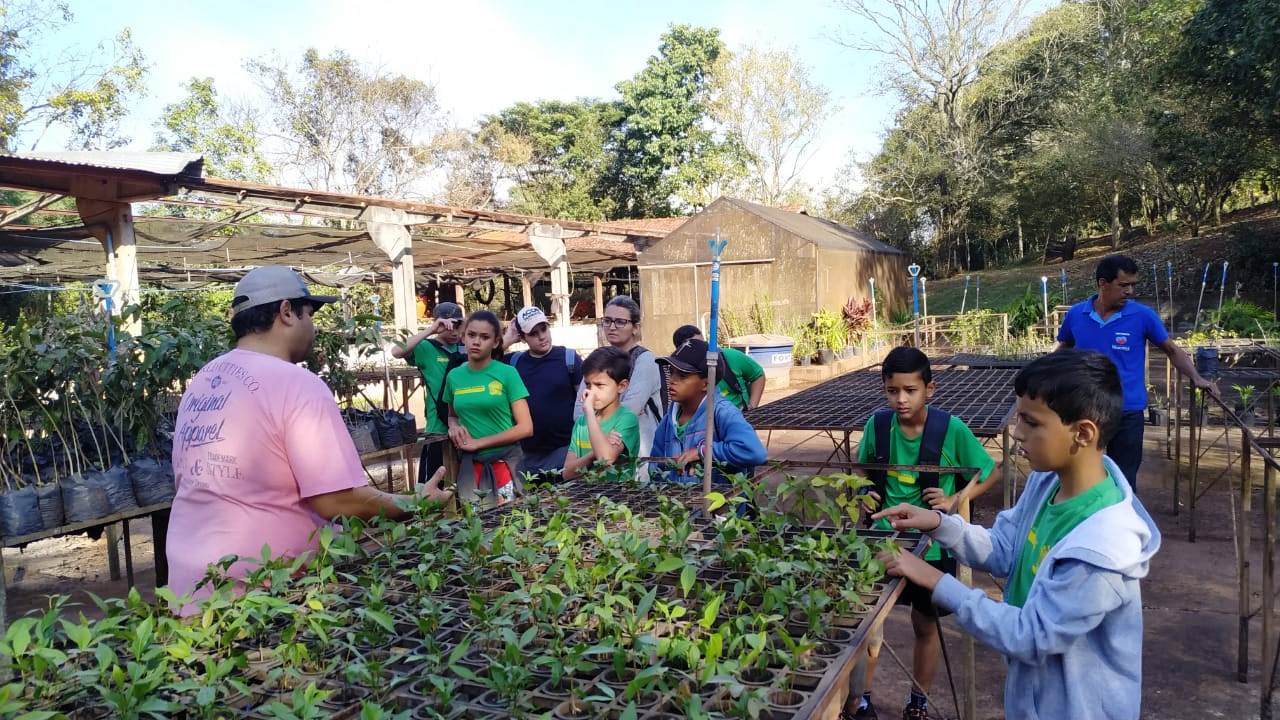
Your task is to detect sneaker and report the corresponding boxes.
[845,700,878,720]
[901,705,930,720]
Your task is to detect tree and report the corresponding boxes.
[478,99,620,220]
[247,48,446,197]
[606,24,744,217]
[152,77,271,182]
[711,45,833,206]
[435,127,500,209]
[1181,0,1279,134]
[0,1,147,151]
[833,0,1031,270]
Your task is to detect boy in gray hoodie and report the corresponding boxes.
[873,349,1161,720]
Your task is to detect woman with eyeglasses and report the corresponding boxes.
[598,296,664,461]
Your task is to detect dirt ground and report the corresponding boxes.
[4,385,1276,719]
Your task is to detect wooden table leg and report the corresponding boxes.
[1241,439,1254,682]
[1002,427,1014,509]
[0,545,7,634]
[151,509,170,588]
[105,525,121,581]
[122,519,135,589]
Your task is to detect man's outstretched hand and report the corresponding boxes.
[417,466,453,504]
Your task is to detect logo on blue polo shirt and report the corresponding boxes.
[1113,332,1130,351]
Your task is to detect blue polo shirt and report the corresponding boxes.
[1057,296,1169,411]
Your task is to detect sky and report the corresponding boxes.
[33,0,1051,199]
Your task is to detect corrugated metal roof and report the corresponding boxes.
[601,217,689,235]
[724,197,903,255]
[0,151,204,177]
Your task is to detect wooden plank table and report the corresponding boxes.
[0,502,172,630]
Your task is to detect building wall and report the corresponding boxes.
[814,247,909,320]
[638,201,817,354]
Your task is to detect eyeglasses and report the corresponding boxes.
[599,317,634,328]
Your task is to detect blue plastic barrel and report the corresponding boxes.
[1194,346,1219,378]
[728,334,794,387]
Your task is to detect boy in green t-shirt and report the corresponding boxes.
[563,347,641,480]
[391,302,464,485]
[849,347,995,720]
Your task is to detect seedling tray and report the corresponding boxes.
[13,477,925,719]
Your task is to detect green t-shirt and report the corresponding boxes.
[443,361,529,458]
[1005,471,1125,607]
[857,410,996,560]
[569,406,640,463]
[719,348,765,410]
[410,339,460,434]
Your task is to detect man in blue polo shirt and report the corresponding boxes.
[1056,254,1216,490]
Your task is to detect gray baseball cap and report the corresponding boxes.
[231,266,338,317]
[432,301,464,321]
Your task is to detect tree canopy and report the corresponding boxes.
[831,0,1280,276]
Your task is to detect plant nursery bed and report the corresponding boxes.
[3,467,926,719]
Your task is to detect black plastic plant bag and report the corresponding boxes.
[35,483,64,529]
[128,458,175,505]
[62,474,112,523]
[0,486,44,537]
[97,466,138,513]
[398,412,418,442]
[373,411,403,449]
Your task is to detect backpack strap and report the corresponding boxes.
[867,409,894,503]
[510,351,525,368]
[630,345,664,419]
[915,407,952,492]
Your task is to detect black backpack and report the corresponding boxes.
[432,340,468,425]
[629,346,668,419]
[867,407,952,504]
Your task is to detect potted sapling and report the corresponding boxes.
[1147,385,1169,427]
[1233,384,1257,426]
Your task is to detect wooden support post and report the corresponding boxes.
[1002,427,1014,509]
[75,195,141,335]
[1241,436,1254,682]
[454,283,465,311]
[521,274,533,307]
[593,274,605,319]
[105,525,121,581]
[368,221,418,337]
[1174,370,1183,515]
[0,546,7,633]
[1166,357,1174,458]
[959,495,977,720]
[1190,383,1201,543]
[1264,451,1276,712]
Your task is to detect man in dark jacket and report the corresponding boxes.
[503,306,583,481]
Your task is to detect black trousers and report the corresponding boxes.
[1106,410,1146,491]
[418,440,444,486]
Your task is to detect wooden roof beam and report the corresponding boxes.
[0,193,64,228]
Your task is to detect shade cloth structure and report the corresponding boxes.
[0,152,664,286]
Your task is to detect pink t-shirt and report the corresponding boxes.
[167,348,365,611]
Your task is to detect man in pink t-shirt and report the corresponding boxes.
[168,266,449,610]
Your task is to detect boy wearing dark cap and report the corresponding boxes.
[392,301,465,482]
[650,338,768,484]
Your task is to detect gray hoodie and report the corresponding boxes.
[929,455,1161,720]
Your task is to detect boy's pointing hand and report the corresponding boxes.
[872,503,943,532]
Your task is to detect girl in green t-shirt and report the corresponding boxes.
[564,347,640,480]
[444,311,532,505]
